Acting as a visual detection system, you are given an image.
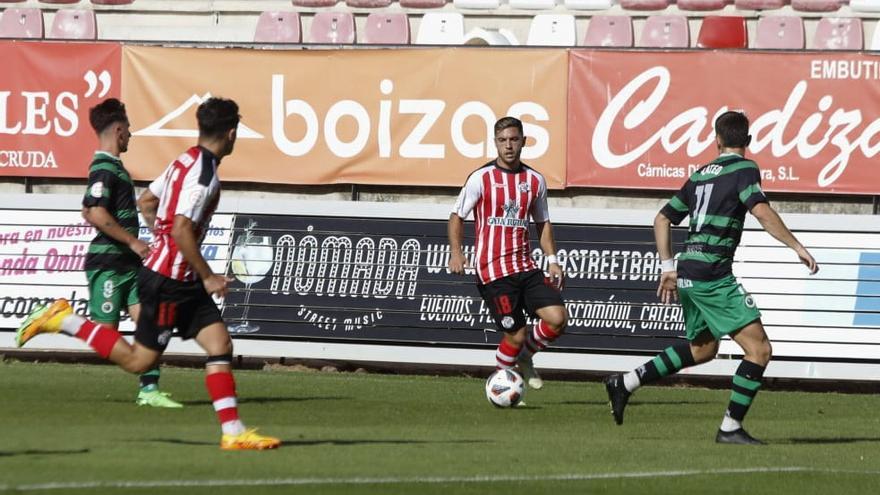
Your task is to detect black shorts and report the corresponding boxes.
[477,269,564,333]
[135,267,223,352]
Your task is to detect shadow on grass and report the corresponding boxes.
[557,400,713,406]
[149,438,490,447]
[109,396,349,406]
[0,448,90,457]
[782,437,880,445]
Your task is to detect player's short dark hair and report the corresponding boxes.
[714,111,751,148]
[197,97,240,139]
[89,98,128,134]
[494,116,523,137]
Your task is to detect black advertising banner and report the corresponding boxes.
[222,214,687,353]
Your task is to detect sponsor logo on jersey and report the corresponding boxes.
[487,200,528,228]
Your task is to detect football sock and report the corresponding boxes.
[139,368,161,392]
[62,315,122,359]
[723,360,765,430]
[520,321,561,359]
[495,339,521,370]
[206,371,246,436]
[624,343,696,392]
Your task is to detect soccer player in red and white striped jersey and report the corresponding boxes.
[448,117,568,392]
[15,98,280,450]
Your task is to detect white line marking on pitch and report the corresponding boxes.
[6,466,879,492]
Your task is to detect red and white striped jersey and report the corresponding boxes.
[452,161,549,284]
[144,146,221,282]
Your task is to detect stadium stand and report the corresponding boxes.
[0,7,42,38]
[41,0,81,4]
[734,0,787,9]
[677,0,727,11]
[754,15,804,49]
[564,0,616,9]
[254,10,301,43]
[792,0,842,12]
[526,13,577,45]
[309,11,356,43]
[90,0,134,4]
[509,0,557,10]
[362,12,410,43]
[620,0,670,11]
[851,0,880,12]
[400,0,447,7]
[812,16,863,49]
[415,12,464,44]
[582,14,633,47]
[347,0,394,8]
[638,14,689,47]
[463,26,519,44]
[453,0,502,10]
[696,15,748,48]
[47,7,95,38]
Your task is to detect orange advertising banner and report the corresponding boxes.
[568,50,880,194]
[0,41,121,178]
[121,46,568,188]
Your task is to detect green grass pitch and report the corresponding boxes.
[1,360,879,494]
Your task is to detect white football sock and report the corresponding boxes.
[221,420,246,436]
[60,314,86,336]
[623,371,641,392]
[720,413,741,433]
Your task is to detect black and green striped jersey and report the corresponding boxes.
[82,151,141,272]
[659,154,768,281]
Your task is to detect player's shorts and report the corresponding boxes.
[86,269,139,324]
[477,269,564,333]
[135,267,223,352]
[677,274,761,341]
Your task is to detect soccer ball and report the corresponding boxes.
[485,369,525,408]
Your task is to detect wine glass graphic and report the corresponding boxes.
[229,222,274,334]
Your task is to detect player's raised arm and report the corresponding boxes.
[750,202,819,275]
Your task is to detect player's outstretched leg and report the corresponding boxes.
[17,299,123,360]
[603,343,698,425]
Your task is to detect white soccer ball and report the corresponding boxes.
[485,369,525,408]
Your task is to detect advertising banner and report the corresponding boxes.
[568,50,880,194]
[0,42,121,178]
[121,46,568,188]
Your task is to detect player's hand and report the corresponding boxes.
[448,252,468,275]
[129,238,152,259]
[796,246,819,275]
[203,274,233,298]
[657,271,678,304]
[548,262,564,290]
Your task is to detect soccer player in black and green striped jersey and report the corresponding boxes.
[604,111,819,445]
[82,98,182,408]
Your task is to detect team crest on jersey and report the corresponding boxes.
[517,182,531,193]
[157,330,172,347]
[501,316,515,329]
[89,182,104,198]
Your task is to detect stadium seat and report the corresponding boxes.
[734,0,785,9]
[363,13,410,44]
[453,0,502,9]
[791,0,840,11]
[638,15,689,47]
[678,0,727,10]
[253,11,301,43]
[0,8,43,38]
[292,0,337,7]
[41,0,81,4]
[851,0,880,12]
[48,8,96,39]
[812,17,863,50]
[696,15,747,48]
[415,12,464,45]
[620,0,669,10]
[565,0,615,8]
[754,16,803,49]
[582,15,633,47]
[526,14,576,46]
[510,0,557,9]
[870,20,880,49]
[0,1,26,3]
[347,0,392,7]
[90,0,134,4]
[400,0,446,7]
[463,26,519,45]
[308,12,355,44]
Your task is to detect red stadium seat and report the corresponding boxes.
[90,0,134,4]
[734,0,785,9]
[253,11,301,43]
[0,8,43,38]
[754,16,803,49]
[791,0,840,11]
[620,0,670,10]
[347,0,392,7]
[638,15,689,47]
[582,15,633,47]
[812,17,863,50]
[400,0,446,7]
[678,0,727,10]
[362,13,410,44]
[48,8,96,39]
[308,12,355,44]
[697,15,747,48]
